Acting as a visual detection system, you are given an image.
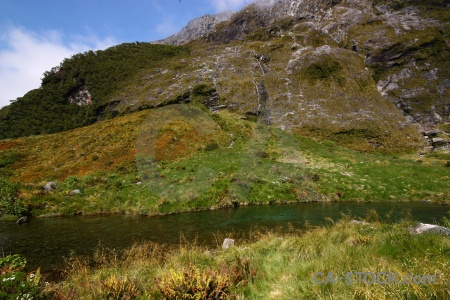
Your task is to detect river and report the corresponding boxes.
[0,201,448,277]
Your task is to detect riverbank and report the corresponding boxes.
[1,122,449,220]
[28,216,449,299]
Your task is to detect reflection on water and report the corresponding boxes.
[0,202,447,275]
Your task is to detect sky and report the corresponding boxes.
[0,0,257,109]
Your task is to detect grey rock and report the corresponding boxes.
[350,220,369,225]
[222,238,235,250]
[432,137,444,143]
[155,11,234,45]
[69,189,81,196]
[399,68,413,81]
[409,223,450,236]
[68,86,92,106]
[17,216,28,225]
[45,182,57,191]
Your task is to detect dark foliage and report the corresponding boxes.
[0,43,189,139]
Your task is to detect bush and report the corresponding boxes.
[64,175,80,190]
[0,178,27,216]
[204,142,219,151]
[100,275,141,299]
[155,257,255,299]
[0,255,42,300]
[156,265,232,300]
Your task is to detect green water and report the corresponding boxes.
[0,202,448,277]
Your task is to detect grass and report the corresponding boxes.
[0,106,449,218]
[40,214,450,299]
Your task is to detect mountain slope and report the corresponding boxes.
[155,11,234,45]
[0,43,189,139]
[0,0,449,151]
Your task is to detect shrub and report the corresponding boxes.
[155,257,256,300]
[100,275,141,299]
[0,255,42,300]
[0,178,27,216]
[64,175,79,190]
[156,265,232,300]
[227,256,256,286]
[204,142,219,152]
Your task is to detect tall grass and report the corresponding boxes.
[43,215,450,299]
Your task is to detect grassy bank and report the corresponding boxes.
[24,215,447,299]
[0,108,449,219]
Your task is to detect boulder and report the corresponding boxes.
[350,220,369,225]
[409,223,450,236]
[431,138,447,146]
[69,189,81,196]
[17,216,28,225]
[45,182,57,191]
[222,238,235,250]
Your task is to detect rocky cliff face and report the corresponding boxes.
[144,0,449,151]
[156,11,234,46]
[2,0,447,152]
[68,86,92,106]
[210,0,449,129]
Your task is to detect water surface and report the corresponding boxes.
[0,202,447,275]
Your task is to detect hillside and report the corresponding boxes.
[1,0,450,218]
[0,0,449,151]
[0,43,189,139]
[0,106,449,218]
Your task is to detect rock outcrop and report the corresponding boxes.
[151,0,449,141]
[156,11,234,46]
[68,86,92,106]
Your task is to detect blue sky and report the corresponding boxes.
[0,0,255,108]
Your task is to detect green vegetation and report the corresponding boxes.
[0,177,28,217]
[0,43,189,139]
[301,55,345,86]
[38,215,450,299]
[0,107,447,219]
[0,254,43,299]
[0,1,449,297]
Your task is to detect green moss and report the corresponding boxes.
[192,84,215,97]
[301,56,345,86]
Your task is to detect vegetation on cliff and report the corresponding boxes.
[0,43,189,139]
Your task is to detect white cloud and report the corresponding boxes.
[0,26,116,109]
[211,0,255,12]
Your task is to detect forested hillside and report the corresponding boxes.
[0,43,189,139]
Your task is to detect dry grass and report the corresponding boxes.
[42,216,450,299]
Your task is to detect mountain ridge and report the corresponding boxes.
[0,0,448,151]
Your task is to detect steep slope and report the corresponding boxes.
[207,0,450,135]
[0,43,189,139]
[155,11,234,45]
[0,0,448,152]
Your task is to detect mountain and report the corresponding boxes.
[0,0,449,151]
[1,0,450,219]
[155,11,234,45]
